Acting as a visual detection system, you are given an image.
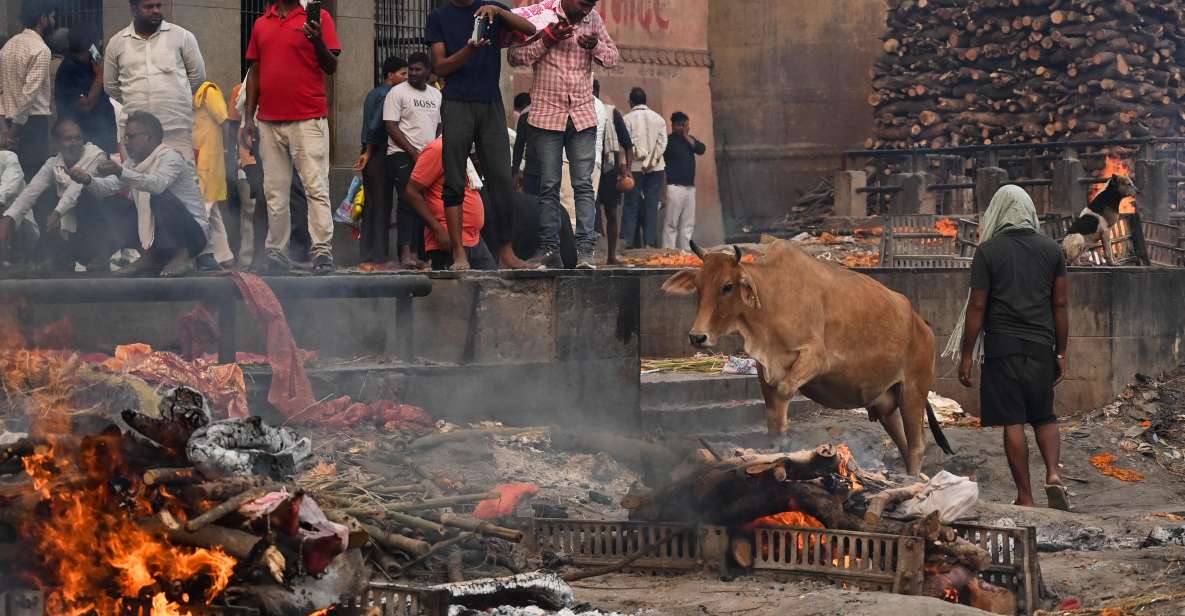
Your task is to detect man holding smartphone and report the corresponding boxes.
[425,0,537,271]
[240,0,341,274]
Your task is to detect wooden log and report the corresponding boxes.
[143,467,196,486]
[387,492,500,513]
[863,483,926,524]
[731,536,754,568]
[438,512,525,542]
[358,521,431,557]
[140,516,264,561]
[184,487,270,533]
[182,476,274,502]
[447,549,465,583]
[405,427,549,451]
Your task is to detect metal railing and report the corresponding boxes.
[375,0,436,85]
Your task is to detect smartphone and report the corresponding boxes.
[306,0,321,25]
[88,44,101,62]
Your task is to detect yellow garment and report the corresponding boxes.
[192,81,228,202]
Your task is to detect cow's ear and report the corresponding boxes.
[740,270,762,310]
[661,269,698,295]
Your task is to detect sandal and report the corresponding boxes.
[1045,484,1071,511]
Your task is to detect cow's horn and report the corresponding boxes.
[733,245,743,263]
[689,240,705,259]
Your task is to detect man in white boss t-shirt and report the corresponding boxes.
[384,52,442,268]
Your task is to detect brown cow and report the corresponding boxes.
[662,240,952,475]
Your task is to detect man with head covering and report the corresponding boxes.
[946,185,1070,510]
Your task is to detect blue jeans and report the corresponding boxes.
[536,120,598,255]
[621,171,664,248]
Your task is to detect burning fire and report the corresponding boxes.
[1090,155,1137,214]
[747,511,825,530]
[833,443,863,492]
[935,218,958,238]
[21,440,236,615]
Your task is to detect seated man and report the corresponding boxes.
[89,111,211,276]
[0,118,121,269]
[0,148,30,264]
[402,137,495,271]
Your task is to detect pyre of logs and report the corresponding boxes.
[624,444,1013,614]
[870,0,1185,148]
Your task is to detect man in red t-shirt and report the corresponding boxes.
[240,0,341,274]
[402,137,496,270]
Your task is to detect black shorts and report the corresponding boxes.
[980,353,1058,427]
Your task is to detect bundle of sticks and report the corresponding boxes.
[870,0,1185,149]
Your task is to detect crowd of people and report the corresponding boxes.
[0,0,708,275]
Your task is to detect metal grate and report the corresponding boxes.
[55,0,103,36]
[339,582,449,616]
[525,519,728,573]
[952,523,1043,616]
[240,0,270,77]
[374,0,436,85]
[750,527,923,594]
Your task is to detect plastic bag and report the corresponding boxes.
[334,175,364,226]
[722,356,758,375]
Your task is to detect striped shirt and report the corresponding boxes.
[0,29,52,125]
[508,0,620,133]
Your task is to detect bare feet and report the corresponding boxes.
[448,258,470,272]
[399,258,429,271]
[160,250,192,277]
[498,244,539,270]
[117,253,161,276]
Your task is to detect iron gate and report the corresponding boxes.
[240,0,269,77]
[375,0,435,84]
[56,0,103,37]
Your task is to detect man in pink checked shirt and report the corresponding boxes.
[509,0,619,269]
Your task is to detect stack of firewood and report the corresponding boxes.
[869,0,1185,148]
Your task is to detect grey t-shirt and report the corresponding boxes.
[970,228,1067,350]
[383,81,442,156]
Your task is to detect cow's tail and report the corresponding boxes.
[926,399,955,455]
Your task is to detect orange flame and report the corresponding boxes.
[833,443,864,492]
[747,511,826,530]
[944,587,960,603]
[1091,156,1137,214]
[935,219,958,238]
[22,441,237,615]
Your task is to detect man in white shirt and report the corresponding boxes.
[0,149,31,263]
[383,52,441,269]
[0,118,126,270]
[104,0,206,158]
[621,87,667,249]
[0,0,56,180]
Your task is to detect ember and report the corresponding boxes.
[935,218,958,238]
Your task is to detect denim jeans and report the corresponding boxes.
[536,120,597,256]
[621,170,665,248]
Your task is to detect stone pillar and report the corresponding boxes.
[889,173,929,215]
[328,0,375,169]
[166,0,242,94]
[1136,159,1171,223]
[833,170,867,218]
[948,175,973,214]
[975,167,1009,213]
[1051,158,1088,216]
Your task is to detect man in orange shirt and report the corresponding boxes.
[402,136,495,270]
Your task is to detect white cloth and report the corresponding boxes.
[104,21,206,136]
[897,471,979,523]
[129,144,172,249]
[5,144,113,233]
[382,81,442,155]
[98,144,211,249]
[662,184,696,251]
[942,184,1040,363]
[600,100,623,171]
[0,29,52,124]
[624,104,668,173]
[0,151,27,214]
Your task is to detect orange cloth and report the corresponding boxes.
[474,483,540,519]
[409,137,484,252]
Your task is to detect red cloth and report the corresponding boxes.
[228,272,316,418]
[245,4,341,121]
[178,304,219,360]
[474,483,540,520]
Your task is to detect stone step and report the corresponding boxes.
[641,372,763,408]
[641,397,821,435]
